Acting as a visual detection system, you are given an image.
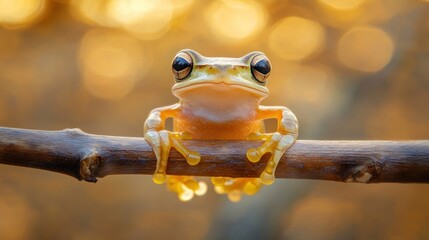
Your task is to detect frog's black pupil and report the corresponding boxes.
[253,60,271,74]
[173,57,191,71]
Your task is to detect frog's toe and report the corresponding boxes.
[227,190,242,202]
[246,148,262,163]
[186,151,201,165]
[211,177,263,202]
[169,132,201,166]
[167,176,207,201]
[243,179,262,195]
[194,181,208,196]
[260,171,275,185]
[246,134,279,163]
[153,173,167,184]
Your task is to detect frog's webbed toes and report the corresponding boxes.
[246,132,296,185]
[145,130,201,185]
[211,177,262,202]
[167,176,207,202]
[169,133,201,165]
[246,132,280,163]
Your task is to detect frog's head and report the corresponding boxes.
[171,49,270,101]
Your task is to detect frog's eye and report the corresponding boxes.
[172,52,193,80]
[250,55,271,83]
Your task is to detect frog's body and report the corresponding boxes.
[175,85,261,139]
[144,49,298,201]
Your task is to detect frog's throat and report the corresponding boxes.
[172,82,268,99]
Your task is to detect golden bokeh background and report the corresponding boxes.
[0,0,429,239]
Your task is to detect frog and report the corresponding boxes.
[144,49,298,202]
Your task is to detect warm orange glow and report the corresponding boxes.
[318,0,365,10]
[268,17,325,61]
[71,0,174,40]
[170,0,195,15]
[0,192,36,239]
[70,0,116,26]
[205,0,267,43]
[107,0,173,40]
[0,0,45,28]
[0,32,20,60]
[283,65,336,103]
[337,26,394,72]
[316,0,365,29]
[79,30,151,100]
[288,197,358,237]
[0,1,428,238]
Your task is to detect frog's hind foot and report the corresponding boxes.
[167,176,207,201]
[211,177,262,202]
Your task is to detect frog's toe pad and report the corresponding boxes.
[260,171,275,185]
[167,176,207,201]
[246,148,262,163]
[227,190,242,202]
[243,180,261,195]
[211,177,263,202]
[186,151,201,165]
[153,173,167,184]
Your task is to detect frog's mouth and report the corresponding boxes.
[172,81,269,99]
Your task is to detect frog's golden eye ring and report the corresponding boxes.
[172,52,193,81]
[250,55,271,84]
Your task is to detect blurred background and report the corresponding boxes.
[0,0,429,239]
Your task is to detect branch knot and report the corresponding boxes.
[80,150,102,183]
[345,160,382,183]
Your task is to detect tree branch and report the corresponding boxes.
[0,127,428,183]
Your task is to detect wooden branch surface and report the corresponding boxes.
[0,127,428,184]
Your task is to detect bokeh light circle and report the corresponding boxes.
[0,0,45,28]
[170,0,195,15]
[205,0,267,43]
[318,0,365,10]
[268,17,325,61]
[108,0,173,40]
[79,29,152,100]
[337,25,394,72]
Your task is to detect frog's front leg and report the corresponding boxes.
[246,106,298,185]
[144,104,201,184]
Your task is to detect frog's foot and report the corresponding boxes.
[167,176,207,202]
[246,132,295,185]
[211,177,262,202]
[145,130,201,184]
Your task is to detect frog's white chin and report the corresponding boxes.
[176,83,264,123]
[172,82,268,100]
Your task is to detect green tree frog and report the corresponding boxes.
[144,49,298,202]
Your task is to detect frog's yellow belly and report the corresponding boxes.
[174,118,262,140]
[175,86,263,139]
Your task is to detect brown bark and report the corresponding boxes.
[0,127,428,183]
